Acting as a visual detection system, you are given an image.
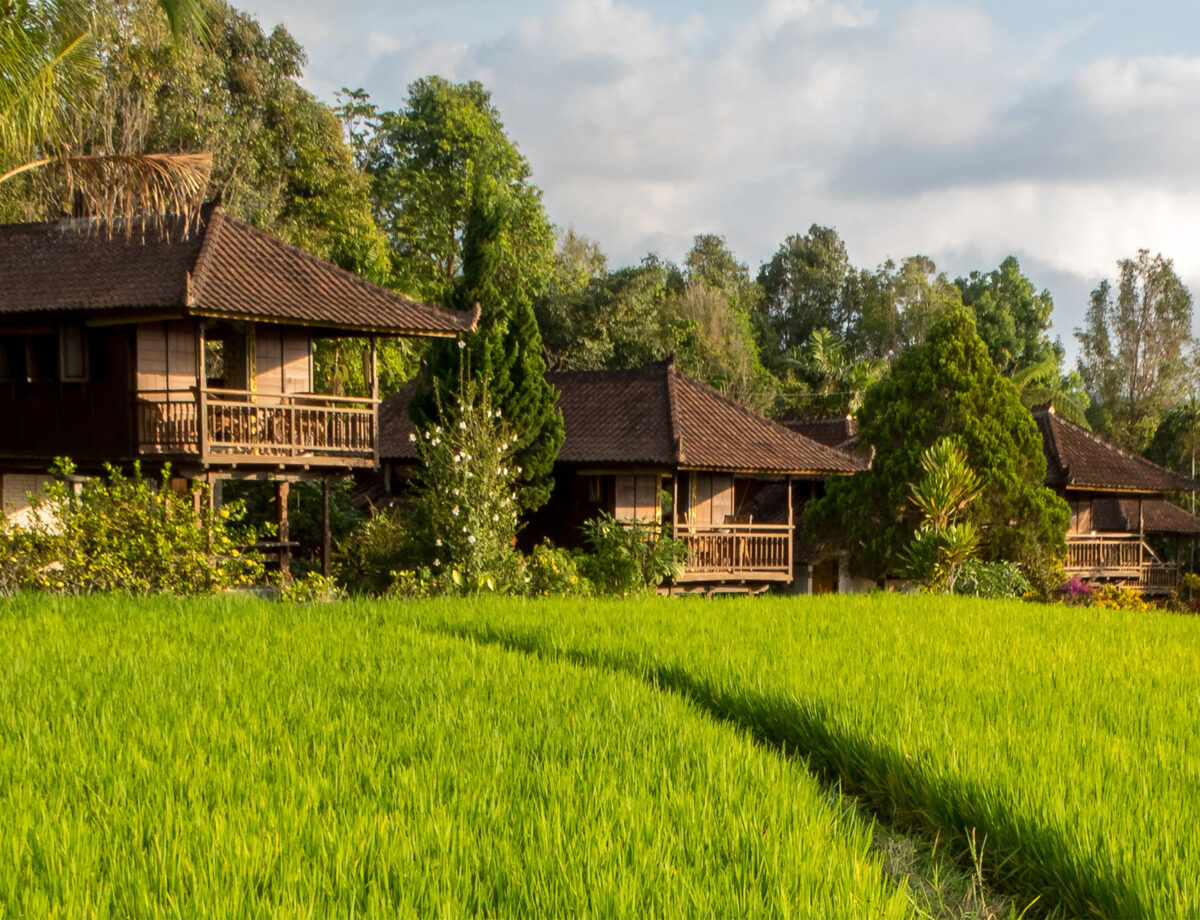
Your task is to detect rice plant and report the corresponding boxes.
[0,593,910,918]
[409,592,1200,917]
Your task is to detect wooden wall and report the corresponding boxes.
[253,327,311,399]
[614,474,660,522]
[136,321,196,393]
[683,472,734,526]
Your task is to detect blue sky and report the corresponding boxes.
[236,0,1200,360]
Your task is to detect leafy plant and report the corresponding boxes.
[954,560,1031,599]
[579,513,687,595]
[335,507,422,595]
[525,541,592,597]
[901,439,982,593]
[0,459,261,595]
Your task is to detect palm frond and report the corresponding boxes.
[2,152,213,237]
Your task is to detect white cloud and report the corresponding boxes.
[236,0,1200,356]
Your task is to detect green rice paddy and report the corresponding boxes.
[0,594,907,919]
[4,591,1198,918]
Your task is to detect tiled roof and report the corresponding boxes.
[379,362,865,475]
[1034,407,1195,494]
[0,205,476,336]
[779,415,858,449]
[1090,499,1200,535]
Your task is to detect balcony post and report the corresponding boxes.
[370,335,379,467]
[786,476,794,584]
[195,319,209,461]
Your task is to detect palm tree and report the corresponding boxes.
[1012,356,1091,427]
[0,0,212,227]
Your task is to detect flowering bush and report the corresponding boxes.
[1057,576,1093,606]
[336,507,423,595]
[0,459,261,596]
[1089,585,1153,611]
[525,541,591,597]
[408,374,523,593]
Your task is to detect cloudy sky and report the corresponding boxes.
[237,0,1200,358]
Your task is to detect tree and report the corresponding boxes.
[412,182,564,515]
[902,439,983,593]
[756,225,856,362]
[365,76,553,306]
[1076,251,1195,451]
[956,256,1059,377]
[1011,357,1090,427]
[1146,400,1200,483]
[804,308,1068,585]
[535,228,610,365]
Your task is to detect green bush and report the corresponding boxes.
[525,541,591,597]
[579,513,687,595]
[0,460,261,595]
[954,560,1032,599]
[335,507,422,595]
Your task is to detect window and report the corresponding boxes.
[59,324,88,382]
[25,334,57,383]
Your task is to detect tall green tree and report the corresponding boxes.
[397,80,562,514]
[1076,251,1195,451]
[956,256,1059,377]
[364,76,553,306]
[756,225,856,362]
[805,308,1068,585]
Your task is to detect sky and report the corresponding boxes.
[236,0,1200,361]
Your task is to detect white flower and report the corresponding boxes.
[435,426,443,435]
[457,339,466,349]
[432,558,440,567]
[524,576,531,583]
[408,433,417,443]
[431,438,440,446]
[467,535,476,544]
[516,466,522,474]
[458,421,467,430]
[462,525,469,533]
[451,506,459,516]
[494,409,502,419]
[464,453,471,461]
[424,431,431,440]
[435,538,442,547]
[492,514,499,522]
[453,454,462,463]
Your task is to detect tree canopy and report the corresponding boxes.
[805,308,1068,584]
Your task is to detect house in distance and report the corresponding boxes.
[0,204,477,571]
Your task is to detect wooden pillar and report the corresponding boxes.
[195,319,209,460]
[786,476,794,585]
[321,476,332,578]
[1138,497,1145,572]
[672,473,679,541]
[276,479,291,579]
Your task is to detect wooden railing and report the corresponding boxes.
[135,388,377,467]
[674,523,792,582]
[1064,534,1179,593]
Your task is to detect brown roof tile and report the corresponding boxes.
[1090,499,1200,535]
[1034,407,1195,494]
[380,362,864,475]
[0,206,476,336]
[779,415,858,449]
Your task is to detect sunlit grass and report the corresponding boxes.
[0,594,909,918]
[408,592,1200,917]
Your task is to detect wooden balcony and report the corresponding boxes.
[674,523,793,583]
[1064,534,1179,594]
[135,388,378,468]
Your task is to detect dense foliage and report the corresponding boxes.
[0,461,260,595]
[805,309,1069,584]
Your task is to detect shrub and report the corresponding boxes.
[579,513,687,596]
[1058,576,1093,606]
[277,571,342,603]
[954,560,1032,599]
[525,541,591,597]
[0,460,261,596]
[1089,585,1153,612]
[408,370,525,593]
[336,507,422,595]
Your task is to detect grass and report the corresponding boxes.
[405,592,1200,918]
[0,593,911,918]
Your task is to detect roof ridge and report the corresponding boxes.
[669,363,864,472]
[665,362,684,464]
[187,204,224,305]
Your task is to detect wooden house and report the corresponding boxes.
[0,205,477,569]
[375,361,865,591]
[1034,406,1200,593]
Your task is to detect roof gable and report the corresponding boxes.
[0,205,476,336]
[1034,407,1195,494]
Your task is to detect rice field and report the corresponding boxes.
[409,593,1200,918]
[0,594,910,919]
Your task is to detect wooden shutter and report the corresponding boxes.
[282,331,311,394]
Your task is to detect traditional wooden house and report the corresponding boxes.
[375,361,865,591]
[0,205,477,570]
[1033,406,1200,592]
